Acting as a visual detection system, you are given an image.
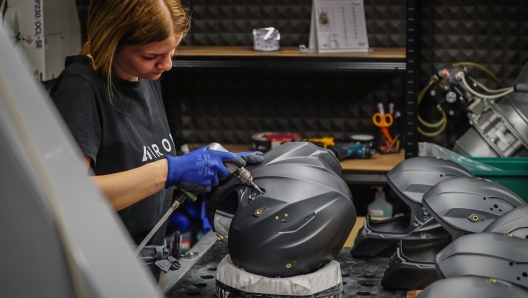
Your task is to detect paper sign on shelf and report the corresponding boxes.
[308,0,369,53]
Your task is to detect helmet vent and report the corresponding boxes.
[404,184,432,194]
[217,190,239,215]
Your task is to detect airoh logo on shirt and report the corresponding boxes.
[142,134,175,162]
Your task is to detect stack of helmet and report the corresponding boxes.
[359,155,528,295]
[381,177,526,290]
[351,156,474,258]
[417,205,528,297]
[206,142,356,296]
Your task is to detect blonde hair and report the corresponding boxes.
[80,0,190,100]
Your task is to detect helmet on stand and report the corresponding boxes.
[206,142,356,277]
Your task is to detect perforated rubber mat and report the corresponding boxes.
[165,241,407,298]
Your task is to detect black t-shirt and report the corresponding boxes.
[50,55,175,246]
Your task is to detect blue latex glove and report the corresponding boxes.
[236,151,264,165]
[164,146,246,192]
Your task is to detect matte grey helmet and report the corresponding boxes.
[423,177,526,240]
[351,157,474,257]
[382,177,526,291]
[206,142,356,277]
[417,276,528,298]
[484,205,528,239]
[436,233,528,290]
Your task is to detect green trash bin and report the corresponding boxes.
[470,157,528,203]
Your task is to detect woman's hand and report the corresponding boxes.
[236,151,264,165]
[164,146,246,192]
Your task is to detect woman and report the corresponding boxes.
[50,0,262,280]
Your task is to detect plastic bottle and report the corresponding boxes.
[368,187,393,219]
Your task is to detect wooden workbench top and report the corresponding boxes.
[175,46,405,59]
[340,151,404,171]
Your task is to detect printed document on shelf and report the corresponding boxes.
[309,0,369,53]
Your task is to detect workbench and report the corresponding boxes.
[159,217,418,298]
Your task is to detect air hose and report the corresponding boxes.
[418,78,447,137]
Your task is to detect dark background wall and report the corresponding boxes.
[75,0,406,48]
[180,0,405,47]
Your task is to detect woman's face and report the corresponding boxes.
[113,34,183,81]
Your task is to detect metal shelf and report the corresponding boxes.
[405,0,420,158]
[173,59,405,72]
[172,46,406,72]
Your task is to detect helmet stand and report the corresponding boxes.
[215,254,343,297]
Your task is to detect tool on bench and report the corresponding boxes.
[135,143,263,255]
[382,134,400,153]
[372,111,394,144]
[251,132,301,152]
[329,142,373,160]
[302,137,335,149]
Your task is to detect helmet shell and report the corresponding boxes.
[436,233,528,290]
[207,142,356,277]
[387,157,474,224]
[350,157,473,258]
[387,157,474,205]
[423,177,525,240]
[206,142,346,237]
[417,276,528,298]
[484,205,528,239]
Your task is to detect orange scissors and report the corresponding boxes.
[372,112,393,144]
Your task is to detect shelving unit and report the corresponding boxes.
[167,45,409,183]
[163,2,416,181]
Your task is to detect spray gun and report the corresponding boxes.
[206,142,263,194]
[135,143,262,255]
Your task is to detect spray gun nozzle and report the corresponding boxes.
[251,182,264,194]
